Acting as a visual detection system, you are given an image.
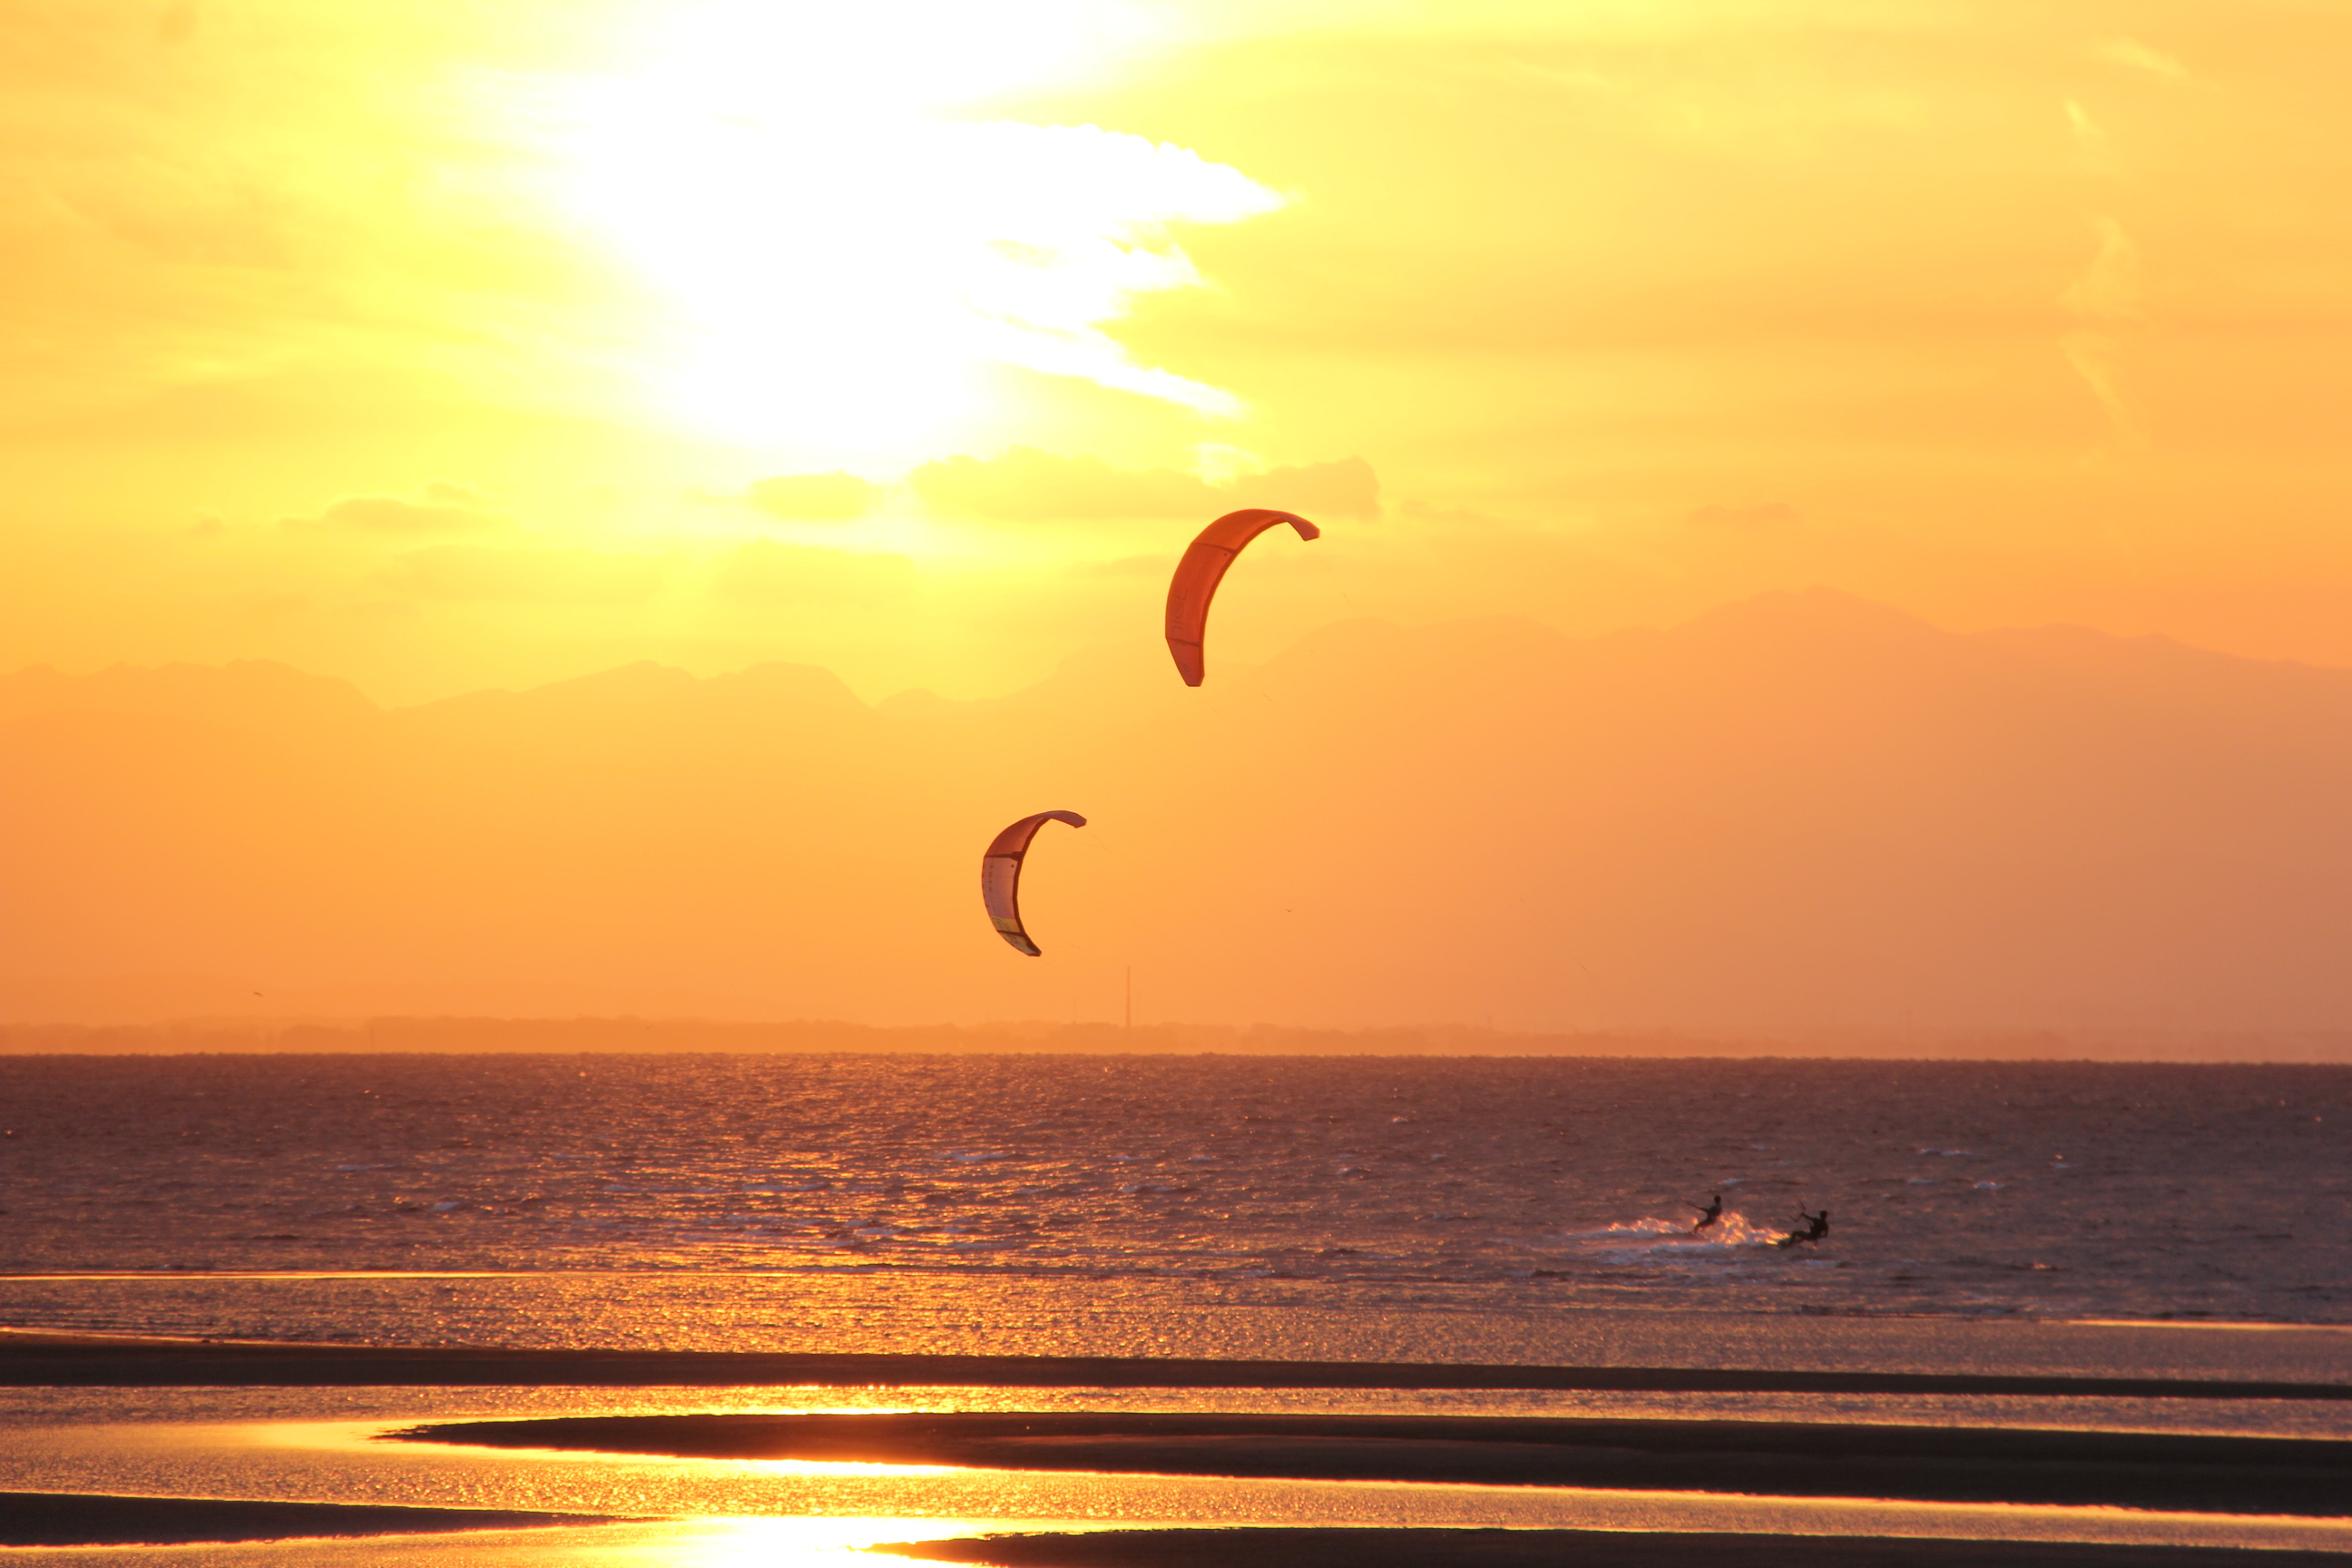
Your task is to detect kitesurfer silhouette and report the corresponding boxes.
[1777,1210,1829,1248]
[1687,1194,1723,1233]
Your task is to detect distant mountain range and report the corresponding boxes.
[8,589,2352,1043]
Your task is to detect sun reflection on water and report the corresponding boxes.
[581,1514,1096,1568]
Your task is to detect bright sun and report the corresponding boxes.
[543,0,1281,466]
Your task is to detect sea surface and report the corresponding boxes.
[1,1054,2345,1352]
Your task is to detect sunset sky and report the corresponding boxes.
[10,0,2351,706]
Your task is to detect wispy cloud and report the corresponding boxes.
[2061,215,2145,449]
[2064,99,2113,174]
[2089,36,2190,83]
[286,482,513,535]
[908,448,1379,524]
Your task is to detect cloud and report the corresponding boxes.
[2090,36,2190,81]
[377,544,665,603]
[2063,217,2141,324]
[745,472,883,522]
[2065,100,2114,174]
[1223,457,1382,522]
[559,110,1282,439]
[289,481,512,535]
[2062,215,2145,446]
[911,449,1380,524]
[912,448,1212,521]
[713,541,916,608]
[0,8,618,447]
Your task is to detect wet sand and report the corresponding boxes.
[0,1491,621,1547]
[388,1412,2352,1516]
[4,1331,2346,1398]
[11,1329,2347,1556]
[876,1529,2352,1567]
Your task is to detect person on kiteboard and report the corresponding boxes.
[1777,1210,1829,1248]
[1688,1194,1724,1233]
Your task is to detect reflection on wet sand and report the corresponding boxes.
[884,1527,2352,1568]
[0,1517,1062,1568]
[386,1410,2352,1516]
[0,1492,622,1547]
[7,1506,2352,1568]
[2,1406,2351,1563]
[2,1328,2347,1567]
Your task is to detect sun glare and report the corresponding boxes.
[544,0,1281,463]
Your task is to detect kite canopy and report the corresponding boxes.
[981,809,1087,956]
[1163,508,1321,686]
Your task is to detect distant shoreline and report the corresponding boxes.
[7,1020,2352,1063]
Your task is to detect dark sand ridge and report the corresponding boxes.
[0,1493,622,1548]
[389,1412,2352,1517]
[876,1530,2352,1568]
[4,1331,2347,1398]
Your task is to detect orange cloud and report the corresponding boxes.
[2060,215,2146,447]
[913,448,1209,520]
[287,481,512,535]
[2089,36,2190,82]
[1223,457,1380,522]
[911,447,1378,523]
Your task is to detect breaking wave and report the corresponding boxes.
[1548,1211,1793,1259]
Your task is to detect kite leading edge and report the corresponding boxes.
[1164,508,1321,686]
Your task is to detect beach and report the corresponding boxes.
[0,1327,2347,1560]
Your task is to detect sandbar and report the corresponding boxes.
[875,1528,2352,1567]
[387,1411,2352,1516]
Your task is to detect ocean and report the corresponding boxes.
[2,1053,2344,1351]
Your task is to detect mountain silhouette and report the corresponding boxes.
[7,589,2352,1035]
